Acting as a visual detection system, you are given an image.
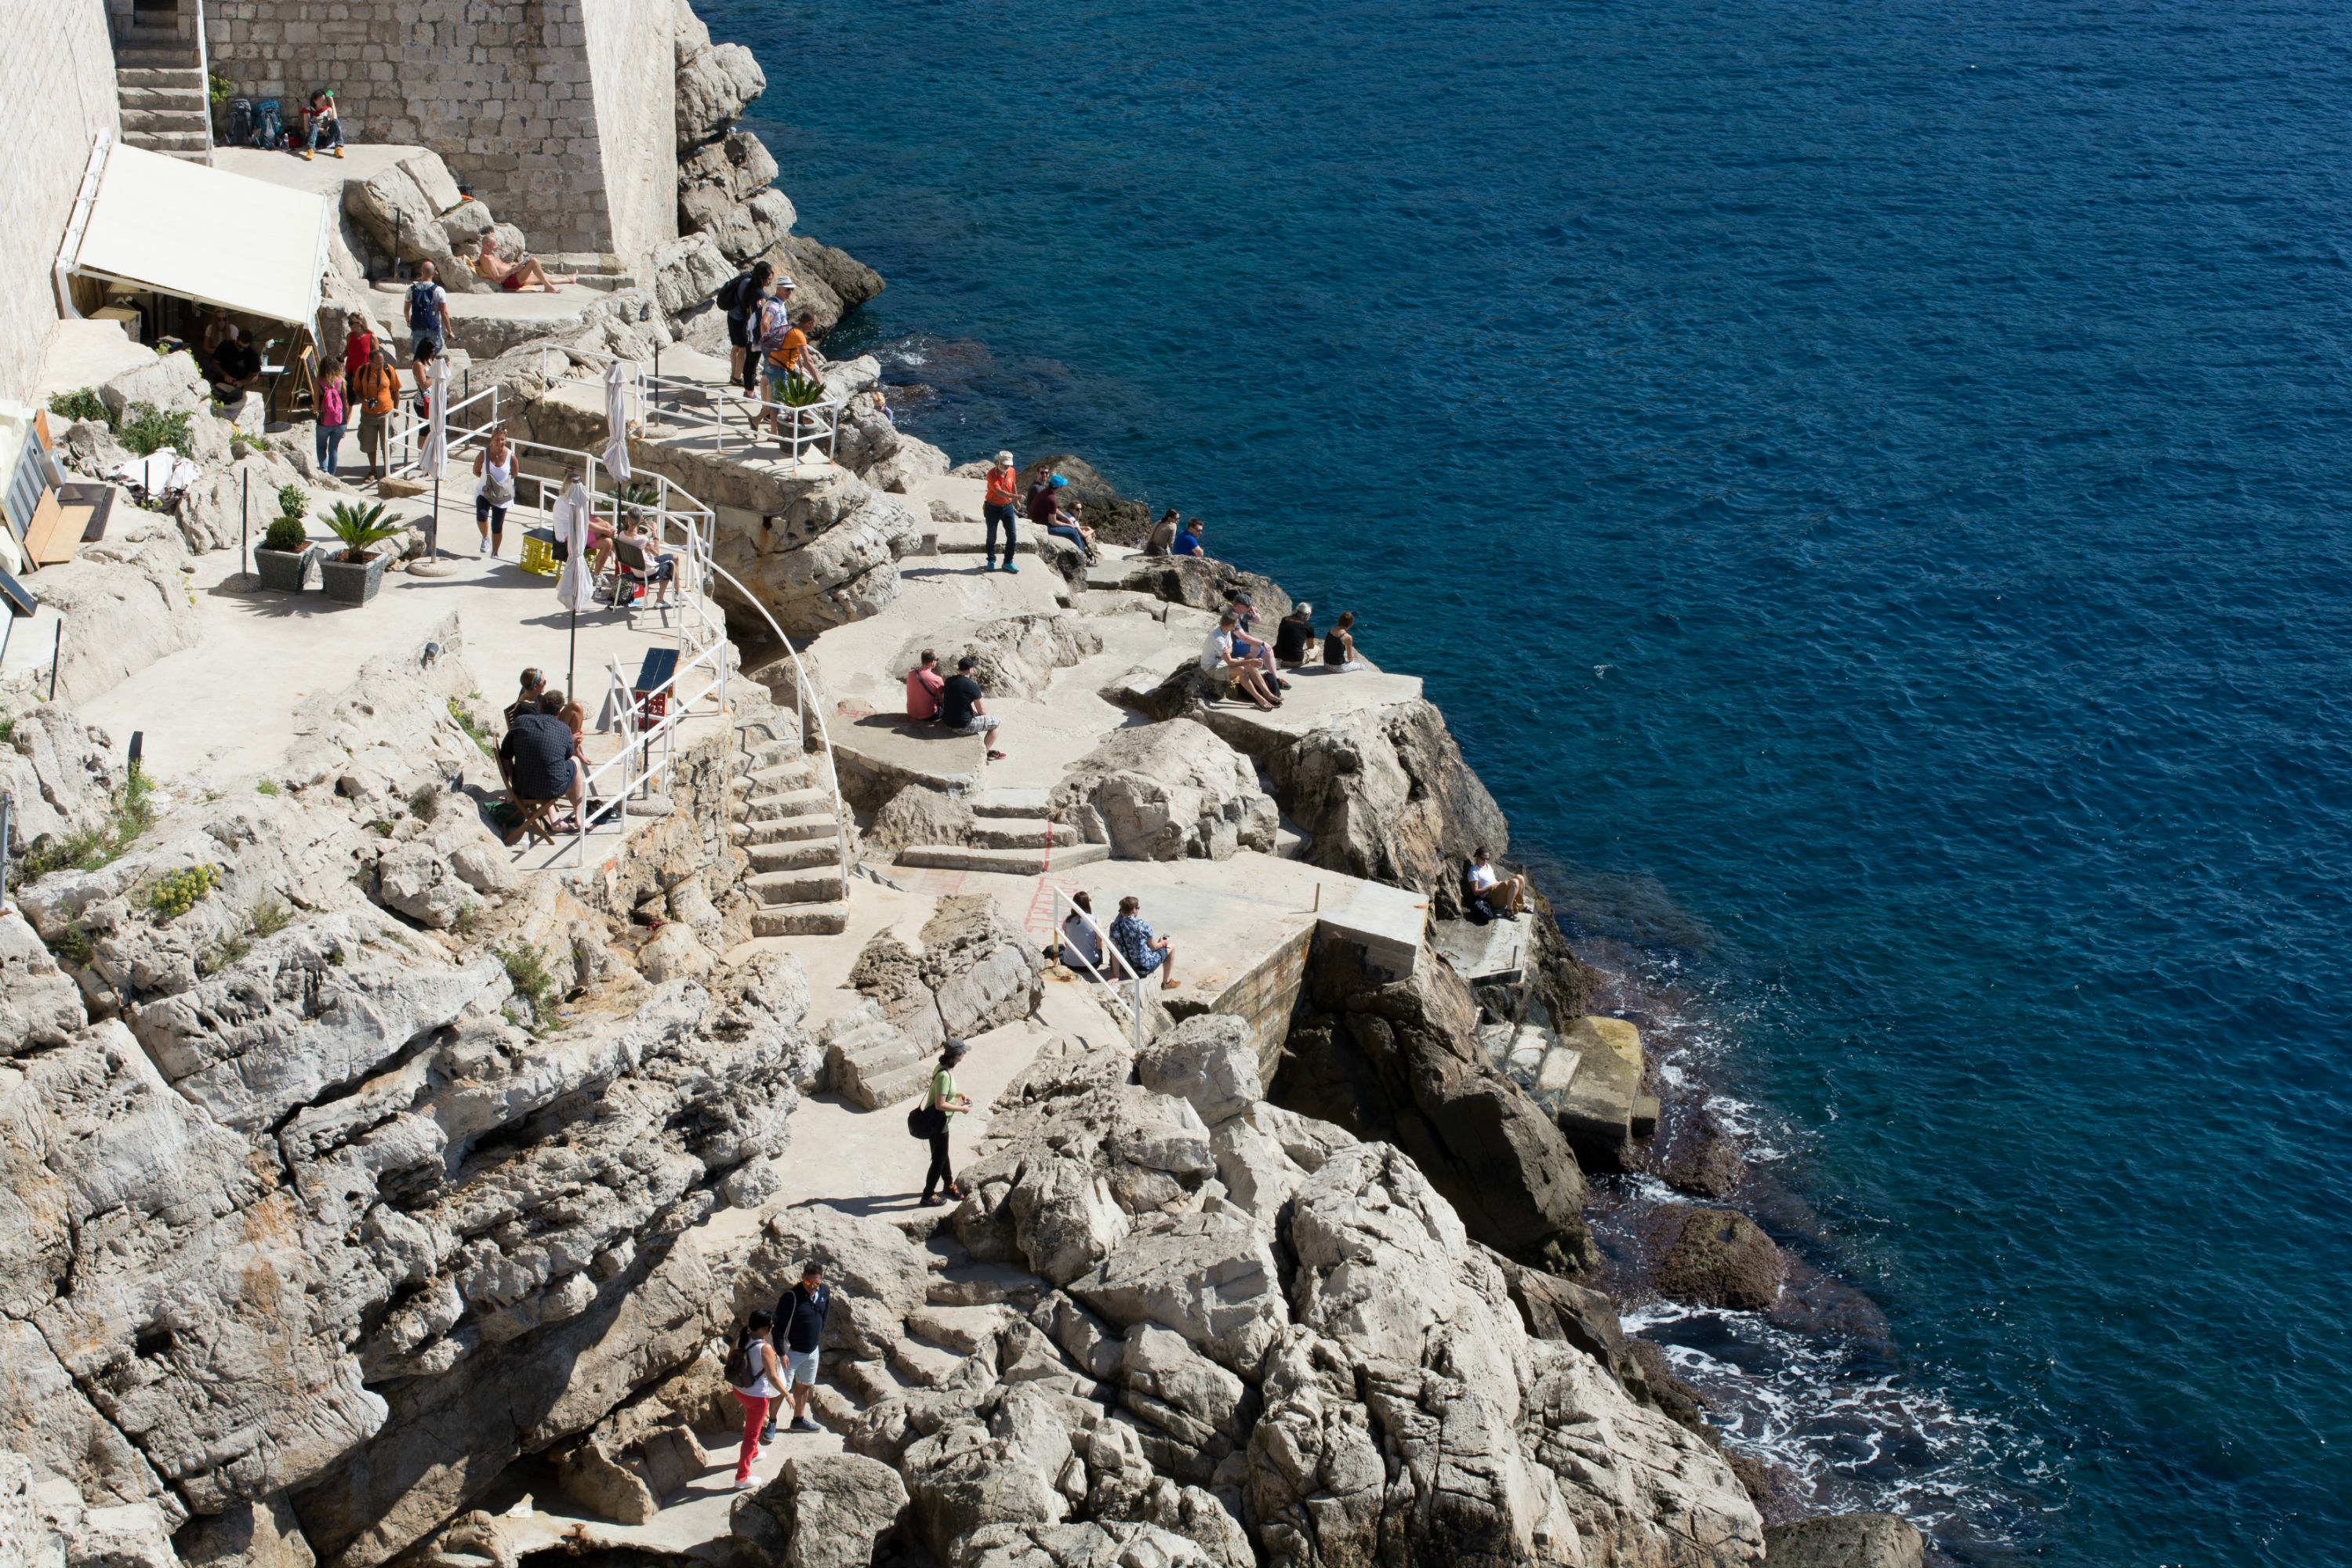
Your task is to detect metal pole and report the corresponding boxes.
[49,622,62,702]
[566,608,577,702]
[0,793,11,914]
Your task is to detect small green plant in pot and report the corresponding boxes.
[779,372,827,409]
[256,502,314,593]
[318,501,407,606]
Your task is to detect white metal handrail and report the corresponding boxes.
[537,343,843,464]
[1049,886,1148,1049]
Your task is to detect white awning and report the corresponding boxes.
[66,141,332,328]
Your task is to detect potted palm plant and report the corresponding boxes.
[255,488,314,592]
[318,500,406,605]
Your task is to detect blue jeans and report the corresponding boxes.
[307,117,343,152]
[1047,523,1088,556]
[315,423,343,474]
[983,503,1017,565]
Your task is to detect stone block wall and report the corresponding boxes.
[0,0,120,403]
[203,0,677,268]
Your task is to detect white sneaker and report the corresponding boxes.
[478,538,490,554]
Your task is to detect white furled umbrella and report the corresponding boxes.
[554,476,592,696]
[601,360,632,481]
[421,356,452,557]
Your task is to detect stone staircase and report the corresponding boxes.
[895,787,1111,875]
[729,731,849,936]
[114,27,211,164]
[818,1000,929,1109]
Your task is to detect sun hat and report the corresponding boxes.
[996,449,1014,466]
[943,1036,971,1062]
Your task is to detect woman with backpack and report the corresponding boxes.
[725,1308,786,1488]
[472,425,517,557]
[354,343,398,483]
[314,365,348,478]
[916,1038,973,1207]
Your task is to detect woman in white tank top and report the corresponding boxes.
[726,1308,784,1488]
[472,426,517,557]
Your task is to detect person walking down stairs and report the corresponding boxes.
[724,1309,786,1488]
[758,1262,833,1442]
[916,1039,973,1207]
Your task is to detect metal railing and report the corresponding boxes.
[536,343,843,464]
[702,557,852,892]
[1049,885,1149,1049]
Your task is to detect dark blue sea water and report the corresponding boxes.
[712,0,2352,1559]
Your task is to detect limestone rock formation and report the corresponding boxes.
[340,156,490,293]
[675,41,766,148]
[1274,934,1594,1272]
[1047,720,1276,863]
[0,706,118,861]
[1762,1514,1925,1568]
[850,895,1046,1055]
[733,1454,910,1568]
[652,233,736,316]
[956,613,1105,700]
[679,129,782,232]
[23,531,202,703]
[1655,1207,1788,1313]
[96,350,207,420]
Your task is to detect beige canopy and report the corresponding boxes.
[64,140,332,327]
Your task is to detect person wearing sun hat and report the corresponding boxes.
[918,1038,975,1206]
[983,450,1020,571]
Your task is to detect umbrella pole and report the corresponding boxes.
[568,608,578,701]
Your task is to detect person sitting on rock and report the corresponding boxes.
[1109,895,1179,990]
[471,231,576,293]
[1465,845,1530,920]
[1200,611,1280,711]
[760,1261,833,1440]
[1144,507,1181,556]
[1274,600,1316,668]
[1061,891,1106,976]
[905,648,946,722]
[1323,609,1362,671]
[1227,593,1291,691]
[938,655,1007,762]
[1025,472,1097,564]
[1171,517,1207,557]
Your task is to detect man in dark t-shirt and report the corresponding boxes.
[497,695,585,831]
[937,655,1007,761]
[211,328,261,398]
[1273,601,1315,667]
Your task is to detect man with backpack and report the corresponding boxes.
[760,1261,833,1441]
[753,303,820,438]
[718,263,783,397]
[405,262,450,362]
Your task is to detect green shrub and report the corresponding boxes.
[115,403,194,459]
[408,783,442,823]
[779,372,826,409]
[47,388,108,426]
[261,515,308,554]
[49,921,93,969]
[23,765,154,880]
[254,779,281,796]
[249,898,292,938]
[277,484,309,521]
[448,699,496,760]
[499,942,559,1033]
[148,862,221,921]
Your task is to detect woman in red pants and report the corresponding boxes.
[724,1308,785,1487]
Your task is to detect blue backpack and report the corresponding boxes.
[251,100,282,149]
[406,281,441,332]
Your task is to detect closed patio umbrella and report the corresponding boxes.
[554,473,591,697]
[421,357,450,557]
[601,360,632,482]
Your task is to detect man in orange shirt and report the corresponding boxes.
[982,450,1020,572]
[758,307,820,437]
[905,648,946,722]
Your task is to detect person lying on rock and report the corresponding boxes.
[1465,845,1530,920]
[471,231,577,292]
[724,1308,786,1488]
[760,1261,833,1441]
[938,655,1008,762]
[1200,611,1281,711]
[1110,895,1180,990]
[905,648,946,721]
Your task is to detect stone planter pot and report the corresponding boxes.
[255,546,314,593]
[318,552,387,606]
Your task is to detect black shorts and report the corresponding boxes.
[726,309,753,349]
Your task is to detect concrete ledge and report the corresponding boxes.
[832,712,989,801]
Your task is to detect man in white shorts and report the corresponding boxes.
[762,1261,833,1439]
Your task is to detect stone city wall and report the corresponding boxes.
[203,0,678,268]
[0,1,119,404]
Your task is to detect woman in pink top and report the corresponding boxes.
[314,366,348,477]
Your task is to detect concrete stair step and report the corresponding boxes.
[967,818,1080,851]
[750,902,848,938]
[903,1305,1010,1356]
[747,867,848,906]
[970,788,1051,818]
[738,739,806,774]
[118,86,205,112]
[117,67,202,88]
[845,1056,931,1112]
[120,108,206,133]
[127,130,209,152]
[741,786,832,822]
[925,1260,1049,1311]
[884,1337,965,1388]
[733,812,840,845]
[896,842,1110,875]
[746,837,839,874]
[744,758,820,793]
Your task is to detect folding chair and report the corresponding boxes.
[608,537,652,622]
[503,797,561,848]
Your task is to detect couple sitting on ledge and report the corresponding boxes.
[904,648,1008,763]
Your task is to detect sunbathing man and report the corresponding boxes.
[473,232,577,292]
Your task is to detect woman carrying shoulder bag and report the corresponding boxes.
[726,1308,786,1487]
[473,424,517,557]
[914,1038,973,1207]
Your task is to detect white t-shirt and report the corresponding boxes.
[1199,629,1232,673]
[1062,912,1102,969]
[1468,862,1499,893]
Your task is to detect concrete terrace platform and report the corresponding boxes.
[7,489,726,828]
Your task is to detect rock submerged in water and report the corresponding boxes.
[1655,1206,1789,1312]
[1764,1512,1926,1567]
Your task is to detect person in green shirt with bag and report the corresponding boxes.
[915,1037,973,1207]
